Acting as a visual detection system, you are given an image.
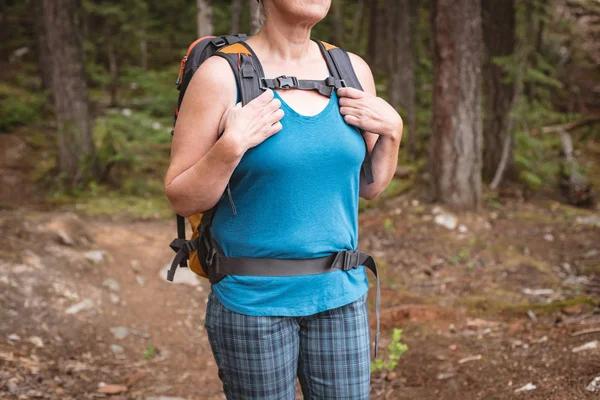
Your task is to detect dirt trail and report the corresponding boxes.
[1,196,599,399]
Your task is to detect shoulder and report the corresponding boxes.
[347,52,376,95]
[185,55,238,109]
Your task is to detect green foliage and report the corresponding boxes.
[371,328,408,374]
[0,83,45,132]
[143,343,155,359]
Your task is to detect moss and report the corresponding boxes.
[359,178,415,212]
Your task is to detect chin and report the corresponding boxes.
[273,0,330,24]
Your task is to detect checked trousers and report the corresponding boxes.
[204,290,371,399]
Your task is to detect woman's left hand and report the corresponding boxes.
[338,87,403,141]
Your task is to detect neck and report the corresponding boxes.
[252,12,315,61]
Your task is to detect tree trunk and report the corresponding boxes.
[197,0,213,37]
[482,0,516,181]
[107,42,119,107]
[351,0,365,45]
[366,0,380,67]
[40,0,95,186]
[249,0,261,35]
[331,0,344,47]
[140,37,148,71]
[231,0,243,34]
[430,0,483,210]
[32,0,52,91]
[386,0,416,161]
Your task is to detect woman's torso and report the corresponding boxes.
[210,42,369,316]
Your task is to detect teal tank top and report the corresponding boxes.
[211,90,369,316]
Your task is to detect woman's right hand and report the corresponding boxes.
[220,89,284,156]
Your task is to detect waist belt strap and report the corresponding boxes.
[214,250,381,358]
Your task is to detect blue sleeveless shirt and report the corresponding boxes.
[211,90,369,316]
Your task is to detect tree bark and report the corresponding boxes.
[249,0,261,35]
[430,0,483,210]
[40,0,95,186]
[231,0,243,34]
[482,0,516,181]
[197,0,213,37]
[331,0,344,47]
[386,0,416,161]
[32,0,52,91]
[351,0,365,45]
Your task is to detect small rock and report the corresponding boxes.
[458,224,468,233]
[411,199,420,207]
[22,250,44,269]
[514,383,537,393]
[85,251,105,264]
[57,231,74,246]
[431,206,441,215]
[523,288,554,296]
[136,275,145,286]
[110,327,129,340]
[8,333,21,341]
[8,381,19,395]
[103,278,120,292]
[448,324,456,333]
[97,382,128,394]
[28,336,44,348]
[543,233,554,242]
[575,215,600,227]
[385,371,397,381]
[449,344,457,351]
[584,249,599,259]
[65,299,94,315]
[152,122,162,130]
[110,344,124,355]
[437,372,456,380]
[489,211,498,220]
[131,260,140,272]
[110,293,120,304]
[121,108,133,117]
[587,376,600,392]
[572,340,599,353]
[434,214,458,230]
[25,389,44,398]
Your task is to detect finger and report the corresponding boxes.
[343,114,363,128]
[338,97,359,108]
[339,106,360,116]
[266,121,283,136]
[251,89,275,107]
[269,108,285,123]
[337,87,365,99]
[265,97,282,113]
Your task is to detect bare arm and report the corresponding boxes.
[341,53,403,200]
[164,57,284,216]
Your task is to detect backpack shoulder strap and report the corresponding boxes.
[316,41,375,185]
[214,41,266,106]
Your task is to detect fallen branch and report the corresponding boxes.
[572,327,600,337]
[536,115,600,135]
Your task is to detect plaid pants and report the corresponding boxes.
[204,290,371,399]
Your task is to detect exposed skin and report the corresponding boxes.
[164,0,402,217]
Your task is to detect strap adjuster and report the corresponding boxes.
[341,250,360,271]
[182,239,197,253]
[277,75,298,89]
[212,37,227,48]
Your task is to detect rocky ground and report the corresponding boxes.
[0,195,599,400]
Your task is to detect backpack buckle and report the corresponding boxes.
[341,250,360,271]
[277,75,298,89]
